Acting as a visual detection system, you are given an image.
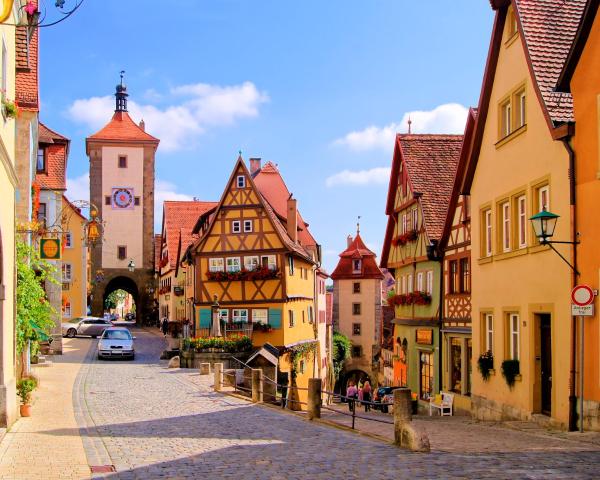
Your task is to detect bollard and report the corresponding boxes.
[214,363,223,392]
[307,378,322,420]
[393,388,412,427]
[200,362,211,376]
[251,368,263,403]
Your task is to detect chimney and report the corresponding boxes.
[287,197,298,243]
[347,235,353,248]
[249,158,261,174]
[139,119,145,131]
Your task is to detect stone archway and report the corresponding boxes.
[102,276,139,318]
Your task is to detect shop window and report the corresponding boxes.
[352,323,361,336]
[419,351,434,400]
[352,303,361,315]
[450,338,462,394]
[353,282,361,294]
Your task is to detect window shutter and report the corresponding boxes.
[198,308,211,328]
[268,308,282,329]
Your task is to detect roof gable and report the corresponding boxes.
[86,111,159,150]
[331,233,383,280]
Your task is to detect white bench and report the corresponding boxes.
[429,391,454,416]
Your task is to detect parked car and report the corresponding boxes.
[97,327,135,360]
[62,317,114,338]
[125,312,135,321]
[373,386,402,413]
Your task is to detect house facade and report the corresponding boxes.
[381,134,462,401]
[190,157,323,408]
[464,0,585,428]
[331,232,383,388]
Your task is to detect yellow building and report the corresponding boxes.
[0,4,19,427]
[463,0,585,428]
[60,196,88,321]
[190,157,323,408]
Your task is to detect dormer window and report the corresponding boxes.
[237,175,246,188]
[353,259,362,273]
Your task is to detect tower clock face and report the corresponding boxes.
[112,188,134,209]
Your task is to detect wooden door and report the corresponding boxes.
[540,314,552,415]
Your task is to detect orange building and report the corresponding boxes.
[557,0,600,431]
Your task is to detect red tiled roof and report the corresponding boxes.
[331,233,383,280]
[253,161,317,249]
[87,111,159,144]
[15,10,39,112]
[154,234,162,272]
[513,0,587,124]
[36,122,69,190]
[399,134,463,240]
[162,201,217,270]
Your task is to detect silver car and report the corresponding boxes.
[97,327,135,360]
[62,317,113,338]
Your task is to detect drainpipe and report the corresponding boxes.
[562,136,578,432]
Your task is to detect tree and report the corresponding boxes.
[16,240,57,357]
[105,289,127,310]
[332,331,352,383]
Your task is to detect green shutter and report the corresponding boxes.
[268,308,282,329]
[199,308,211,328]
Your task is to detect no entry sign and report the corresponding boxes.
[572,285,595,316]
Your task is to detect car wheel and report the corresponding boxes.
[67,328,77,338]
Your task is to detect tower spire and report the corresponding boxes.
[407,116,412,134]
[115,70,128,112]
[357,215,361,235]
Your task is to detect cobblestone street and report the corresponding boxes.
[1,328,600,479]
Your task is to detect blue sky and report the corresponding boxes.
[41,0,494,274]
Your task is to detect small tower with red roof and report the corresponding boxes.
[331,224,384,387]
[87,76,160,321]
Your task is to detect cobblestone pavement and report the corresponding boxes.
[28,328,600,479]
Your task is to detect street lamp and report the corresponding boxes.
[128,259,135,272]
[529,207,578,274]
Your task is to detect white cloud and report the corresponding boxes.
[67,81,269,152]
[333,103,469,151]
[325,167,391,187]
[65,173,90,203]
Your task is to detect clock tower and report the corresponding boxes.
[87,77,160,322]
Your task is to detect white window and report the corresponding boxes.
[502,101,512,137]
[401,276,407,294]
[538,185,550,211]
[517,195,527,248]
[509,313,520,360]
[62,301,71,318]
[244,256,259,271]
[226,257,241,273]
[518,91,526,127]
[412,209,418,231]
[417,272,424,292]
[209,258,224,272]
[485,313,494,353]
[502,202,510,252]
[426,271,433,295]
[252,309,268,324]
[65,232,72,248]
[232,221,241,233]
[237,175,245,188]
[408,274,413,293]
[219,309,229,323]
[402,214,407,234]
[62,263,72,282]
[243,219,253,232]
[261,255,277,270]
[485,209,492,257]
[232,309,248,322]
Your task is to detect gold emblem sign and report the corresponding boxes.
[40,238,61,260]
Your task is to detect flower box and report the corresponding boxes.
[387,291,431,306]
[206,267,280,282]
[391,229,418,247]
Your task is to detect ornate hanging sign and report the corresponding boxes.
[40,238,61,260]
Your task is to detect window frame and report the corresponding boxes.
[416,272,424,292]
[236,175,246,188]
[352,303,361,315]
[232,309,248,323]
[219,309,229,323]
[517,195,527,248]
[538,185,550,211]
[231,220,241,234]
[484,313,494,354]
[261,255,277,270]
[64,232,72,249]
[509,313,520,360]
[501,201,510,252]
[353,259,361,273]
[244,256,259,271]
[288,309,295,327]
[408,274,413,293]
[483,209,492,257]
[243,219,253,232]
[459,258,470,293]
[412,208,418,231]
[209,258,224,272]
[117,245,127,261]
[353,282,361,294]
[426,271,433,295]
[252,309,268,324]
[226,257,241,273]
[352,323,361,336]
[63,301,72,318]
[449,260,458,294]
[62,263,72,282]
[36,147,46,173]
[118,155,127,168]
[517,90,526,128]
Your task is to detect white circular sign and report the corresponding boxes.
[571,285,594,307]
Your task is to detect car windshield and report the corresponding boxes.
[102,330,131,340]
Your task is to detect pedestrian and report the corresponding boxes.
[363,380,372,412]
[161,317,169,337]
[346,381,358,412]
[358,382,363,403]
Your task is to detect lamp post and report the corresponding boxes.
[530,207,582,432]
[128,260,135,273]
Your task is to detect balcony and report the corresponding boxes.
[196,322,253,339]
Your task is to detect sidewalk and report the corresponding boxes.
[0,339,91,480]
[319,402,600,453]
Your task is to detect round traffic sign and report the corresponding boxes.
[571,285,594,306]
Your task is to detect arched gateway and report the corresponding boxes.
[87,78,160,323]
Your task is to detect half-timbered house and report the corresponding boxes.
[439,108,477,414]
[190,157,323,408]
[381,134,462,402]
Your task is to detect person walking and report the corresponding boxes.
[346,381,358,412]
[161,317,169,337]
[363,380,372,412]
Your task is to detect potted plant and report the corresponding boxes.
[2,97,18,119]
[477,350,494,381]
[501,359,520,389]
[17,377,37,417]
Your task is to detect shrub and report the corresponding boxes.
[17,378,37,405]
